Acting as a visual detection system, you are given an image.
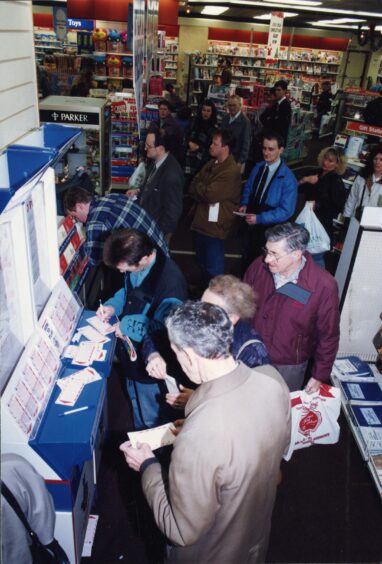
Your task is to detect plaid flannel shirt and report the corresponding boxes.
[84,194,169,266]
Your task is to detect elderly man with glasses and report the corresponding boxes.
[243,222,340,393]
[221,94,251,172]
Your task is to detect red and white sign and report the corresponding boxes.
[346,121,382,138]
[266,12,284,64]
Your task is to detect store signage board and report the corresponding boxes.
[266,12,284,64]
[40,110,100,126]
[346,121,382,138]
[53,6,67,42]
[67,19,93,31]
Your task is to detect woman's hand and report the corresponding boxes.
[146,353,167,380]
[299,174,319,185]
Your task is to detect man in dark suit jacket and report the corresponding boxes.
[152,99,185,163]
[138,129,184,242]
[260,79,292,146]
[221,94,251,172]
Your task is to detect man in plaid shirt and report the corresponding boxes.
[64,187,169,267]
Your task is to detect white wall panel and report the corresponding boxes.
[0,1,33,30]
[0,59,36,92]
[0,1,38,151]
[0,108,38,151]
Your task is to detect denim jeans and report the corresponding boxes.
[194,232,225,284]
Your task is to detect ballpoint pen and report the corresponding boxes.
[99,299,105,318]
[59,405,94,416]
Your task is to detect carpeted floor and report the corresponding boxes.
[81,136,382,563]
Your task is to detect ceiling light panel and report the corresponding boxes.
[201,5,229,14]
[253,11,298,18]
[227,0,382,18]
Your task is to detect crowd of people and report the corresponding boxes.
[12,87,380,564]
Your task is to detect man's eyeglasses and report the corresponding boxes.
[262,247,292,262]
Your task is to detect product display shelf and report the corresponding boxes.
[110,95,139,189]
[207,41,343,81]
[58,215,89,296]
[331,366,382,497]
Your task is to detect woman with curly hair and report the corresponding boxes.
[299,146,348,266]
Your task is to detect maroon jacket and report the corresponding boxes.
[243,253,340,382]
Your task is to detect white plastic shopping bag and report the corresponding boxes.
[127,161,146,190]
[295,201,330,254]
[284,383,341,461]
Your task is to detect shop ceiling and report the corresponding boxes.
[179,0,382,31]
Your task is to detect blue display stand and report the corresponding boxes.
[0,147,54,212]
[30,376,106,480]
[0,124,81,213]
[12,123,81,162]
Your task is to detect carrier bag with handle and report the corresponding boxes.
[284,383,341,461]
[295,201,331,254]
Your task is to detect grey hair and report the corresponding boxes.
[265,222,310,252]
[165,301,233,359]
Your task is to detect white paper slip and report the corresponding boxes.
[81,515,99,558]
[62,345,77,359]
[128,422,176,450]
[233,211,250,217]
[208,203,219,222]
[55,379,84,406]
[57,367,102,390]
[80,325,111,344]
[72,342,105,366]
[87,315,115,335]
[165,374,179,395]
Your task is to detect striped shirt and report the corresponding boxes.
[84,194,169,266]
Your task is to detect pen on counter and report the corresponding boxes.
[99,299,105,318]
[59,405,93,417]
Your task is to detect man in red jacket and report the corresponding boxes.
[243,222,340,393]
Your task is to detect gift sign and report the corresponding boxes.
[266,12,284,64]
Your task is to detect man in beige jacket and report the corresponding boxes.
[121,301,291,563]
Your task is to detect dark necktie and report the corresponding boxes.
[250,165,269,211]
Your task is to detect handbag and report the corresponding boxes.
[1,482,69,564]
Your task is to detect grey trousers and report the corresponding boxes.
[274,361,309,392]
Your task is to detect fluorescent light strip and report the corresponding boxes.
[254,11,298,18]
[262,0,322,5]
[201,0,382,18]
[201,6,229,14]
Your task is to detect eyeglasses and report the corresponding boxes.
[145,142,156,149]
[262,247,292,262]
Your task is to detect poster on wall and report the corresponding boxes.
[133,0,145,136]
[146,0,159,83]
[266,12,284,64]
